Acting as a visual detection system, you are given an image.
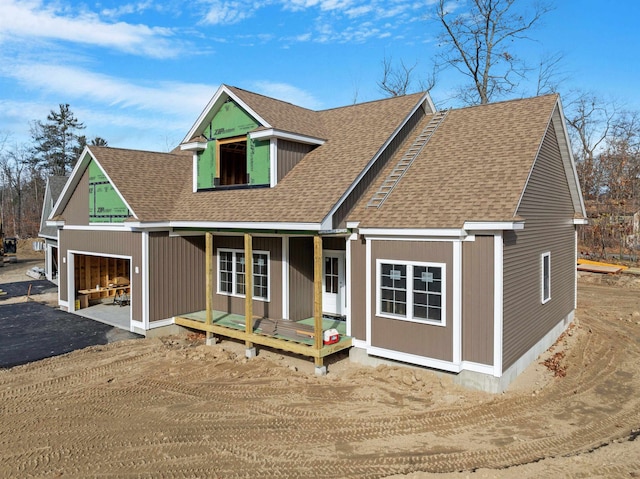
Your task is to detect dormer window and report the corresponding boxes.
[218,137,247,186]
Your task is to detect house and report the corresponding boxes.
[48,85,587,391]
[38,176,68,283]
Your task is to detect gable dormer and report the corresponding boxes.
[186,98,270,190]
[182,85,325,192]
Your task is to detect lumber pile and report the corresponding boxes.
[577,259,626,274]
[248,317,315,341]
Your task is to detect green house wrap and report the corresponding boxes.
[88,160,130,223]
[248,138,270,185]
[196,99,270,189]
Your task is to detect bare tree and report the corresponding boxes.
[564,92,617,200]
[535,51,567,96]
[377,55,436,97]
[434,0,553,104]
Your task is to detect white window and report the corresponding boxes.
[218,249,269,301]
[377,259,445,326]
[541,252,551,304]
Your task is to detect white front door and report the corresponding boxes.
[322,250,345,316]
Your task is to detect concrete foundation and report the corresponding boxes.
[315,366,327,376]
[245,347,257,359]
[206,333,218,346]
[137,323,189,338]
[349,310,574,394]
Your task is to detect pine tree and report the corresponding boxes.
[31,104,86,175]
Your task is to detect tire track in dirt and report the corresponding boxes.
[1,283,639,477]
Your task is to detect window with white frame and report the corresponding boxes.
[218,249,269,300]
[377,260,445,325]
[541,252,551,304]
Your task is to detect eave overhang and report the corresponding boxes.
[125,220,324,232]
[248,129,325,145]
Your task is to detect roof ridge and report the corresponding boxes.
[449,93,559,113]
[319,91,427,113]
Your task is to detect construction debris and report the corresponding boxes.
[577,259,627,274]
[25,267,46,280]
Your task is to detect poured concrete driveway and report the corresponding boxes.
[0,294,141,369]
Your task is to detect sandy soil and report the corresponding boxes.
[1,250,640,477]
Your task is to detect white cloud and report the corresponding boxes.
[1,61,214,117]
[0,0,179,58]
[251,81,323,110]
[201,1,255,25]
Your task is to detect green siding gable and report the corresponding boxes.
[88,159,130,223]
[196,99,270,189]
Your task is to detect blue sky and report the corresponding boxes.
[0,0,638,152]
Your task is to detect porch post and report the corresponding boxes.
[205,232,214,345]
[313,235,325,373]
[244,233,255,356]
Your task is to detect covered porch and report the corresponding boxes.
[175,233,352,374]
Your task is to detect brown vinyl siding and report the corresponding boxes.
[212,235,283,319]
[148,233,206,322]
[59,229,143,321]
[462,236,494,365]
[61,167,90,225]
[288,237,314,321]
[277,140,315,182]
[349,236,367,340]
[332,106,426,229]
[370,240,453,361]
[503,119,576,371]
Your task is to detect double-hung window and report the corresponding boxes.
[377,259,445,326]
[541,252,551,304]
[218,249,269,301]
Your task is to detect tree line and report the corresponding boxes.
[0,104,106,238]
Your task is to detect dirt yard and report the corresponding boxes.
[1,251,639,477]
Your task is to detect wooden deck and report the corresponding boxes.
[175,311,352,361]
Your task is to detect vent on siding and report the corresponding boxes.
[366,109,449,209]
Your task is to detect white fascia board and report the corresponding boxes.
[181,85,272,145]
[573,218,589,225]
[463,221,525,231]
[249,129,325,145]
[38,232,57,240]
[422,91,437,114]
[358,227,467,238]
[46,220,65,228]
[346,221,360,229]
[50,146,91,219]
[127,220,323,231]
[554,100,587,217]
[181,141,207,151]
[321,91,433,228]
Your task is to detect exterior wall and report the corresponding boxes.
[212,235,283,319]
[349,236,367,340]
[332,106,425,229]
[277,140,315,182]
[59,229,143,321]
[462,235,494,365]
[503,120,576,371]
[148,233,206,323]
[288,237,314,321]
[61,167,90,225]
[369,240,454,361]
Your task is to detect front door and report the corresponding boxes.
[322,250,345,316]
